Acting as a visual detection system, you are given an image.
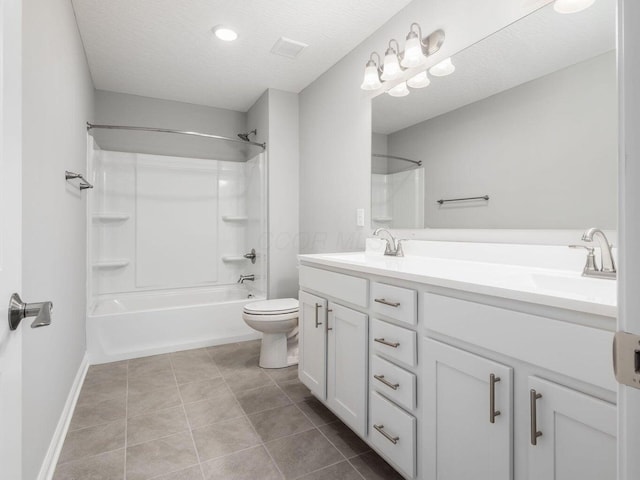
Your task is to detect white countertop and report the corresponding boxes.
[298,245,617,318]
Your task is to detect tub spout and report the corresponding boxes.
[238,274,255,284]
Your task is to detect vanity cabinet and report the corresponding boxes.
[423,339,513,480]
[327,303,368,435]
[299,291,328,399]
[298,268,369,436]
[527,377,616,480]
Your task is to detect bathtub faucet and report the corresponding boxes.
[238,274,255,284]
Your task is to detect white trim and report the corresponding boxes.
[36,353,90,480]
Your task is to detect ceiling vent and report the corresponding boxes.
[270,37,308,59]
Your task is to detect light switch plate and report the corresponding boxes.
[614,331,640,389]
[356,208,365,227]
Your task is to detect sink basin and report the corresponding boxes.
[528,272,616,304]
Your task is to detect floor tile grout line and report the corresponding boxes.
[290,458,353,480]
[210,347,286,480]
[124,359,129,480]
[170,354,207,480]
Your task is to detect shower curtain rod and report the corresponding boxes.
[372,153,422,167]
[86,122,267,150]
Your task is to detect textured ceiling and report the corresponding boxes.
[373,0,615,135]
[71,0,413,111]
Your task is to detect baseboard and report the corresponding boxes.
[37,352,89,480]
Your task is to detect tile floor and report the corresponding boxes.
[53,340,404,480]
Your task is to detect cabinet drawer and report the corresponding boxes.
[299,266,368,307]
[371,282,417,325]
[370,391,416,478]
[371,355,416,411]
[371,318,417,368]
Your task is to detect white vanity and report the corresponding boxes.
[297,240,617,480]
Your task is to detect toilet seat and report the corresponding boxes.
[243,298,299,316]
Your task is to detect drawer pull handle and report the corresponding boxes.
[374,337,400,348]
[314,303,322,328]
[374,298,401,308]
[373,424,399,445]
[530,389,543,446]
[374,374,399,390]
[489,374,501,424]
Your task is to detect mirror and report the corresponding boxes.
[371,0,616,230]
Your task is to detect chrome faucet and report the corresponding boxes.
[570,228,616,279]
[373,228,404,257]
[237,274,255,284]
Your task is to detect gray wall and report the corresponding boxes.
[298,0,556,254]
[22,0,95,477]
[247,90,300,299]
[387,51,617,229]
[94,90,248,161]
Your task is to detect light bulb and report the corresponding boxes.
[212,26,238,42]
[429,57,455,77]
[360,61,382,91]
[388,82,410,97]
[381,48,402,81]
[407,71,430,89]
[401,34,427,68]
[553,0,596,13]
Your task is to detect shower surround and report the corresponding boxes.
[87,139,267,363]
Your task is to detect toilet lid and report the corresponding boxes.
[244,298,299,315]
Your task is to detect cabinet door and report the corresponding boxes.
[298,291,328,400]
[327,302,368,436]
[528,377,616,480]
[424,339,513,480]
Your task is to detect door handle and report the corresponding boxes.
[8,293,53,330]
[489,374,501,424]
[314,303,323,328]
[530,389,543,445]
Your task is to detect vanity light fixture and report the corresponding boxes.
[360,53,383,90]
[213,26,238,42]
[407,71,430,89]
[553,0,596,14]
[381,40,403,81]
[429,57,455,77]
[388,81,410,97]
[360,25,445,91]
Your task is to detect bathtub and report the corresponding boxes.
[87,284,263,364]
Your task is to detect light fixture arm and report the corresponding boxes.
[387,38,401,55]
[369,51,383,72]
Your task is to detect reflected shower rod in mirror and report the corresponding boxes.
[372,153,422,167]
[86,122,267,150]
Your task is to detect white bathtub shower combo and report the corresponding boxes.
[86,126,272,363]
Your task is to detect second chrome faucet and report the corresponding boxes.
[570,228,616,279]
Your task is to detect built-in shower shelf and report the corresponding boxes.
[93,212,131,222]
[222,255,248,263]
[222,215,248,222]
[372,217,393,222]
[92,260,130,269]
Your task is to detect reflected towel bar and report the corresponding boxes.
[65,170,93,190]
[437,195,489,205]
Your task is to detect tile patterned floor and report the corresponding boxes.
[54,340,404,480]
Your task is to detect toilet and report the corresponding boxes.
[242,298,299,369]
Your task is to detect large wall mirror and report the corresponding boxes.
[371,0,616,230]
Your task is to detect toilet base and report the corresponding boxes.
[259,332,299,369]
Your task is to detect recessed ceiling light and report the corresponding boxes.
[213,26,238,42]
[553,0,596,14]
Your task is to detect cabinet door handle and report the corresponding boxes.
[314,303,322,328]
[374,374,399,390]
[327,309,333,331]
[489,374,501,424]
[374,337,400,348]
[373,424,399,445]
[530,389,543,445]
[374,298,401,307]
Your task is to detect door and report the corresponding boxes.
[424,339,513,480]
[618,1,640,478]
[528,377,616,480]
[298,291,327,399]
[0,0,23,478]
[327,302,367,436]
